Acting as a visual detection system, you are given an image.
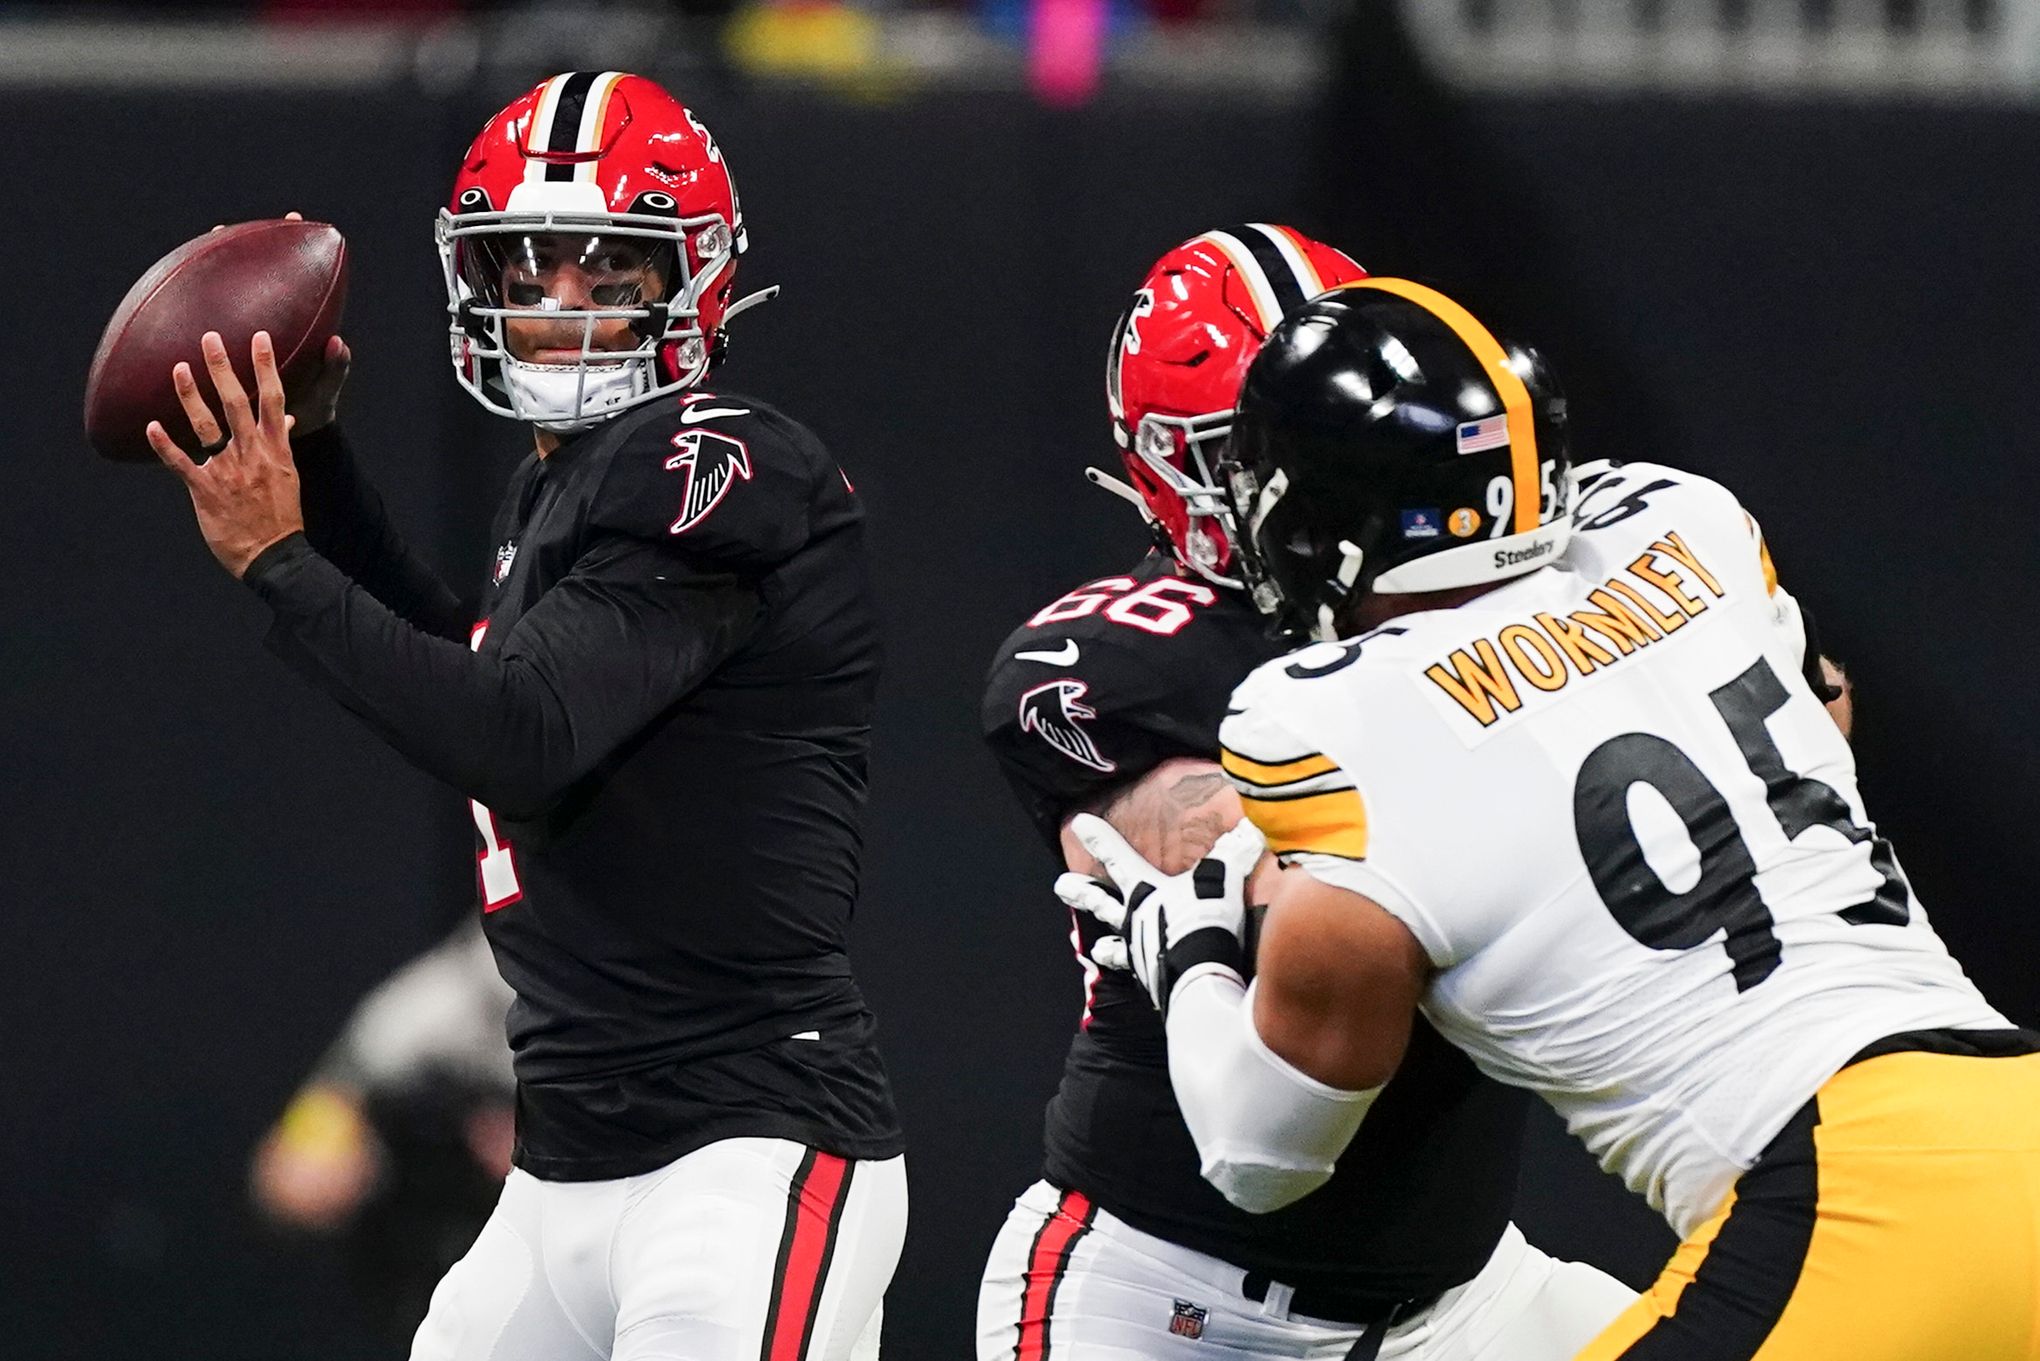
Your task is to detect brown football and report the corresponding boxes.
[84,219,348,463]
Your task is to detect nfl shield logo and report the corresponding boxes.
[1168,1300,1207,1340]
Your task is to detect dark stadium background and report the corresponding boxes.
[4,10,2037,1359]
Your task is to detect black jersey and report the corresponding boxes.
[983,553,1526,1315]
[247,396,901,1181]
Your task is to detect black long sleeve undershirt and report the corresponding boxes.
[244,529,761,819]
[292,425,469,642]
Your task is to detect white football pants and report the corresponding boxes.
[410,1138,908,1361]
[976,1181,1634,1360]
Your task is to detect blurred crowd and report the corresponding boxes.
[1,0,1314,25]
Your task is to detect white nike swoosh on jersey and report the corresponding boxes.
[1016,640,1081,665]
[679,404,751,423]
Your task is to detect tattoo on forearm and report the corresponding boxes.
[1097,767,1237,875]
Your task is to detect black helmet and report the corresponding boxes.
[1223,279,1572,640]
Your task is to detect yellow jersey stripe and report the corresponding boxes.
[1219,747,1339,788]
[1240,787,1369,860]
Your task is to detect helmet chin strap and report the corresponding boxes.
[721,285,780,325]
[1315,539,1367,642]
[505,355,647,433]
[1083,465,1153,519]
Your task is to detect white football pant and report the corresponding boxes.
[411,1138,907,1361]
[977,1181,1633,1360]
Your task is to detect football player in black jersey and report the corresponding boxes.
[146,74,904,1361]
[976,228,1633,1360]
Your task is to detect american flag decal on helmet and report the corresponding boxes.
[664,428,753,534]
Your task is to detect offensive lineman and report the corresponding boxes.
[146,74,905,1360]
[1066,280,2040,1358]
[979,228,1633,1360]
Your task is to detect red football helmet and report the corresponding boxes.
[437,71,771,430]
[1105,225,1366,586]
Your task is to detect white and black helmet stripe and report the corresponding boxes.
[1198,224,1326,332]
[539,70,598,180]
[524,71,628,183]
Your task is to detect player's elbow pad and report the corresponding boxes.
[1165,974,1382,1214]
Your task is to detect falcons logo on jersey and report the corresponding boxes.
[665,428,753,534]
[1018,679,1117,774]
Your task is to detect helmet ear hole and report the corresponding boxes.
[1130,462,1164,501]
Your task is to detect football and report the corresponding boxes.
[84,219,348,463]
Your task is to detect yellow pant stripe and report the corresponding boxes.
[1570,1046,2040,1361]
[1569,1190,1739,1361]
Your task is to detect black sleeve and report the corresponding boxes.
[586,400,818,572]
[245,530,762,818]
[292,425,468,641]
[982,635,1223,849]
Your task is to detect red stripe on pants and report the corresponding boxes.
[764,1152,852,1361]
[1017,1190,1095,1361]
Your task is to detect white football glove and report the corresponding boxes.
[1054,814,1266,1017]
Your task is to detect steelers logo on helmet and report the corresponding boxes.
[1223,279,1572,642]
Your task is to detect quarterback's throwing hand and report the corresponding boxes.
[147,330,306,579]
[1055,814,1265,1016]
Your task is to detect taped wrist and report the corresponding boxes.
[1155,857,1249,1014]
[1164,974,1381,1214]
[1159,927,1247,1014]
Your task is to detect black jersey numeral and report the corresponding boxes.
[1573,475,1677,532]
[1574,732,1781,990]
[1571,656,1909,991]
[1283,626,1409,680]
[1706,660,1911,927]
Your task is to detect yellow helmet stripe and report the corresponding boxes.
[1333,278,1541,535]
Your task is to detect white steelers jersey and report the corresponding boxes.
[1220,462,2007,1236]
